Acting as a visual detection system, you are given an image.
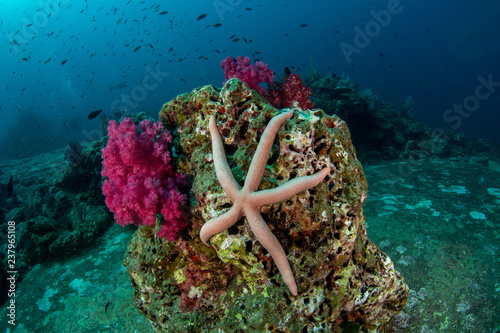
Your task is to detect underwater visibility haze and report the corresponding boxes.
[0,0,499,332]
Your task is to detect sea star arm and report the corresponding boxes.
[244,111,294,192]
[203,111,329,296]
[244,206,298,296]
[250,167,331,206]
[200,205,243,245]
[209,115,240,201]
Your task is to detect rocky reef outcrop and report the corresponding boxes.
[123,79,408,332]
[309,74,494,163]
[0,140,113,304]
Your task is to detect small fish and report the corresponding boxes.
[300,24,307,28]
[105,301,111,313]
[379,53,383,57]
[284,67,291,76]
[110,82,127,90]
[196,14,207,21]
[232,38,240,42]
[61,59,67,65]
[213,22,222,27]
[88,110,103,120]
[7,176,13,198]
[133,46,141,52]
[159,11,168,15]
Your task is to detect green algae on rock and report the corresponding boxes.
[123,78,408,332]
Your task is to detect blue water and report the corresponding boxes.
[1,2,500,332]
[0,0,499,152]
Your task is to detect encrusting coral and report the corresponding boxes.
[123,78,408,332]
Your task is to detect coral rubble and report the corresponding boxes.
[123,79,408,332]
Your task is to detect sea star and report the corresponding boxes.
[200,110,330,296]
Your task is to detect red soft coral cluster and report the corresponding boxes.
[266,73,314,110]
[220,56,313,110]
[101,118,188,241]
[220,55,274,94]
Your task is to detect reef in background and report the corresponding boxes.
[307,74,494,164]
[123,79,408,332]
[0,140,113,304]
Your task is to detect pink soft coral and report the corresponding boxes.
[220,56,274,94]
[101,117,188,240]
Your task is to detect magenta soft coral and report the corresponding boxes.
[220,55,274,94]
[101,117,188,240]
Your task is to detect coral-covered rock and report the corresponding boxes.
[124,79,408,332]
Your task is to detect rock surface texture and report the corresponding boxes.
[123,79,408,332]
